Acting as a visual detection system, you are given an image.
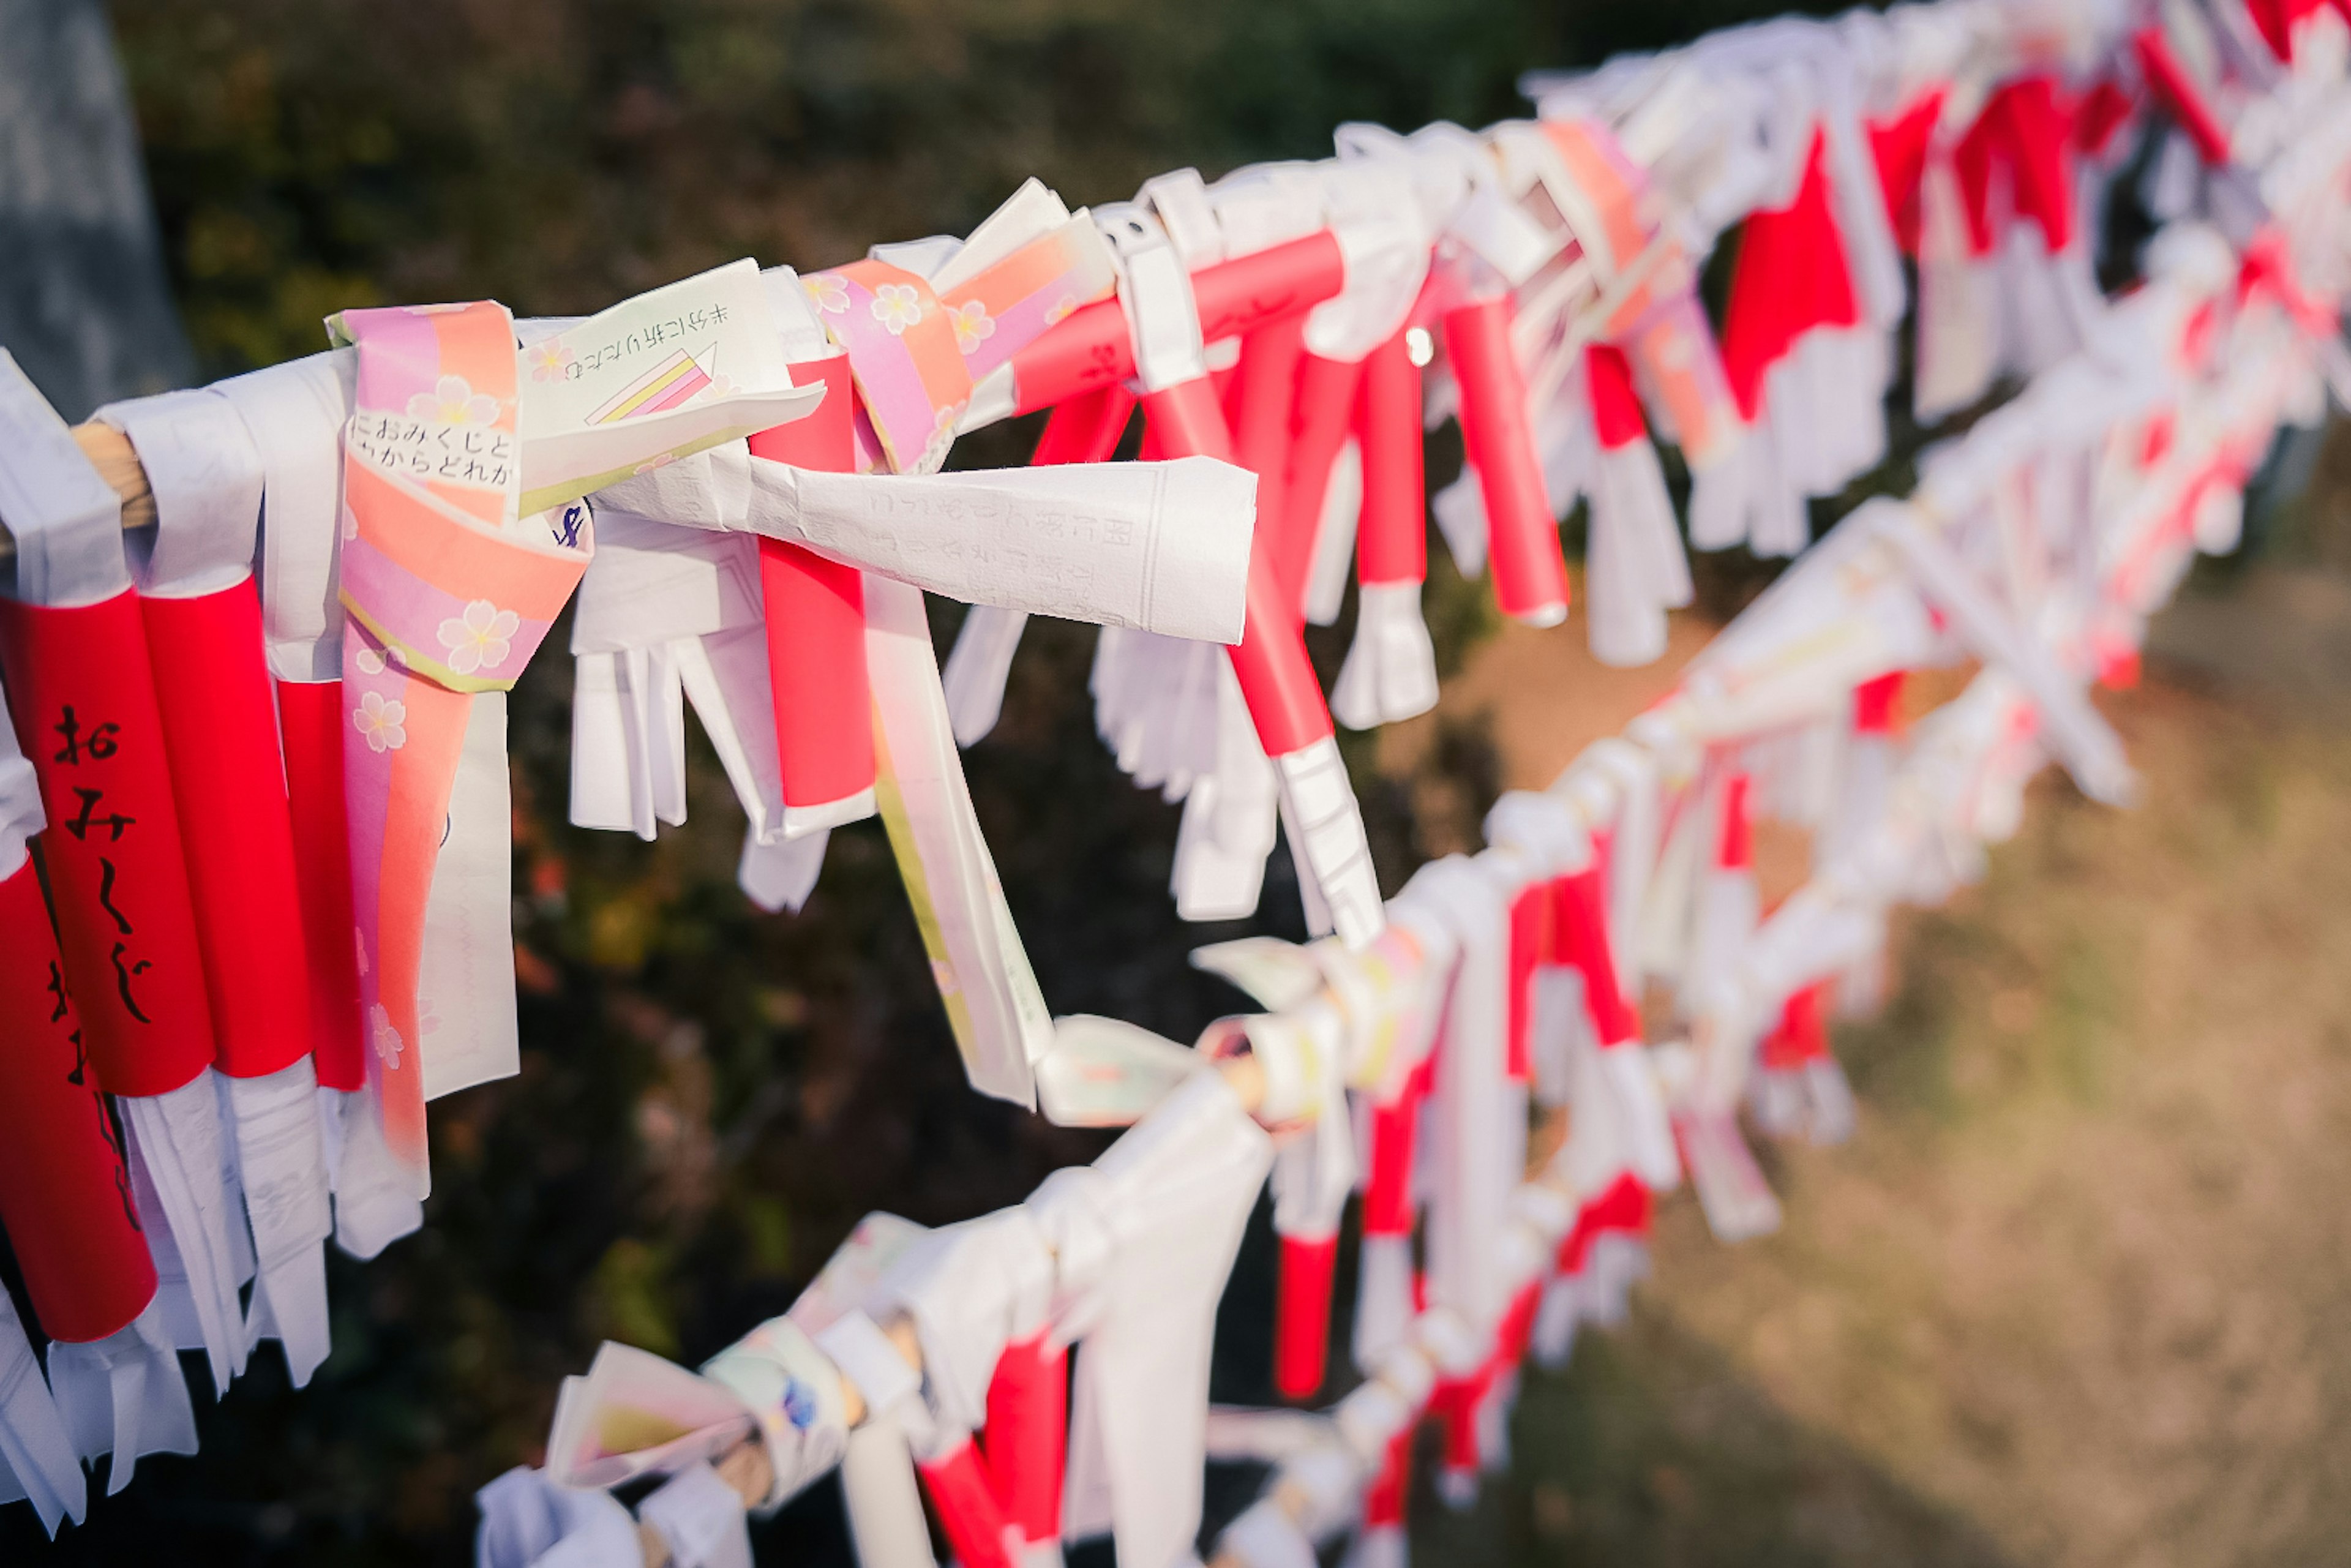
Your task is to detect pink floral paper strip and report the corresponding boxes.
[331,301,591,1195]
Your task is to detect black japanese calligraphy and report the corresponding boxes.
[51,704,121,765]
[95,858,135,935]
[108,940,153,1023]
[65,786,136,843]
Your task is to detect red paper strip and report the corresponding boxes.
[279,678,366,1091]
[979,1332,1067,1551]
[142,579,313,1078]
[1353,328,1427,588]
[1445,299,1570,626]
[751,355,874,817]
[0,590,216,1096]
[1230,318,1309,618]
[1273,1231,1340,1401]
[0,858,158,1343]
[1276,351,1364,616]
[916,1435,1017,1568]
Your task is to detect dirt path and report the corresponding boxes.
[1389,546,2351,1567]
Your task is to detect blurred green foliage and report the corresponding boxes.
[8,0,1853,1561]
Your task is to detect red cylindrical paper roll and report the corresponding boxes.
[1275,352,1365,617]
[1586,342,1649,451]
[751,356,875,819]
[1230,319,1307,609]
[279,678,365,1091]
[1561,1169,1655,1275]
[1273,1231,1340,1401]
[1226,555,1336,758]
[1362,1426,1413,1530]
[1141,381,1337,759]
[1361,1089,1422,1237]
[1432,1368,1482,1477]
[1552,866,1640,1048]
[1498,1278,1541,1368]
[1354,329,1426,587]
[0,591,216,1097]
[0,859,159,1343]
[1504,882,1551,1083]
[1138,378,1235,465]
[915,1435,1017,1568]
[142,579,313,1079]
[1444,298,1570,626]
[1031,384,1136,467]
[1005,232,1347,418]
[1191,232,1348,346]
[1761,980,1831,1072]
[1005,294,1134,416]
[1717,770,1754,871]
[1853,670,1907,735]
[980,1332,1067,1553]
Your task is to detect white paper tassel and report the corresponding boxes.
[326,1086,425,1262]
[942,604,1030,746]
[0,1285,84,1535]
[1914,155,1999,422]
[1531,1275,1578,1370]
[1401,858,1518,1338]
[1304,440,1363,628]
[1430,468,1488,579]
[1330,582,1440,730]
[1275,739,1385,950]
[637,1460,754,1568]
[1172,667,1278,922]
[1039,1070,1273,1568]
[44,1298,197,1496]
[122,1078,247,1398]
[226,1058,334,1387]
[738,828,828,915]
[474,1465,642,1568]
[1351,1232,1418,1372]
[1673,1105,1782,1242]
[1584,438,1692,667]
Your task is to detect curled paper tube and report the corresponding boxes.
[141,579,315,1081]
[984,232,1347,422]
[0,589,217,1097]
[1274,1234,1341,1401]
[277,680,365,1091]
[0,860,159,1345]
[1229,318,1310,614]
[1353,329,1427,588]
[981,1333,1068,1564]
[1445,299,1571,628]
[748,355,875,828]
[1277,352,1369,617]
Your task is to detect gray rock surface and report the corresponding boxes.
[0,0,193,420]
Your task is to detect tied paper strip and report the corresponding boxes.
[868,576,1056,1107]
[0,1283,83,1537]
[805,185,1119,476]
[332,301,591,1199]
[517,258,823,515]
[803,259,975,476]
[0,865,161,1352]
[1531,118,1744,474]
[0,353,256,1403]
[97,387,337,1388]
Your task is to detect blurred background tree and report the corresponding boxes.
[0,0,1888,1563]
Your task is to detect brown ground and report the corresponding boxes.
[1386,480,2351,1567]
